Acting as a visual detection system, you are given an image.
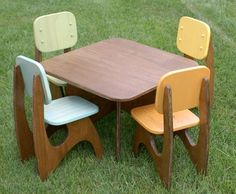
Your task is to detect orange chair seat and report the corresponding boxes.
[131,104,199,135]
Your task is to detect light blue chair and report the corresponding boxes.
[14,55,103,181]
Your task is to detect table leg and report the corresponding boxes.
[115,101,121,160]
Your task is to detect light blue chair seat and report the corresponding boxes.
[44,96,99,126]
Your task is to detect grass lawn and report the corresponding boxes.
[0,0,236,193]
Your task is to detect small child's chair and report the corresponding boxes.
[33,11,78,98]
[176,16,214,105]
[131,66,210,188]
[14,55,103,181]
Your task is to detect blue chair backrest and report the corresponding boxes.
[16,55,52,105]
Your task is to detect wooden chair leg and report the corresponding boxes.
[176,128,209,174]
[33,75,103,181]
[133,85,174,189]
[46,124,66,138]
[67,118,103,159]
[133,125,173,189]
[133,125,159,157]
[205,37,214,106]
[13,65,34,160]
[34,119,103,181]
[176,78,210,175]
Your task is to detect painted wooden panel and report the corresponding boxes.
[34,11,77,52]
[176,16,211,60]
[47,74,67,86]
[155,66,210,113]
[44,96,98,126]
[16,55,52,104]
[42,38,198,101]
[131,104,199,134]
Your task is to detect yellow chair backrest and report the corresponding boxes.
[33,11,77,53]
[176,16,211,60]
[155,66,210,113]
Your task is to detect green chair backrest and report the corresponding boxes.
[33,11,77,53]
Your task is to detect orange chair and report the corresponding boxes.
[176,16,214,105]
[131,66,210,189]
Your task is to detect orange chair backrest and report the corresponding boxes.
[155,66,210,113]
[176,16,211,60]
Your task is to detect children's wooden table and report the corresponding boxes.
[42,38,198,160]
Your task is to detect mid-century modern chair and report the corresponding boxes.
[14,55,103,181]
[176,16,214,105]
[131,66,210,189]
[33,11,78,97]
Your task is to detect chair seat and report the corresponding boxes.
[44,96,98,126]
[131,104,199,135]
[47,74,67,87]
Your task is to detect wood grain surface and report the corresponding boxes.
[42,38,198,101]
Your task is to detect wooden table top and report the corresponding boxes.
[42,38,198,102]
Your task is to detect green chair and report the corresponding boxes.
[33,11,78,97]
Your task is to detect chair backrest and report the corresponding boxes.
[176,16,211,60]
[33,11,77,53]
[16,55,52,105]
[155,66,210,113]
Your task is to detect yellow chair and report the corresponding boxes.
[131,66,210,189]
[33,11,78,97]
[176,16,214,105]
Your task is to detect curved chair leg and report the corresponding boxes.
[176,78,210,175]
[205,37,214,106]
[133,124,173,189]
[133,125,159,157]
[66,118,103,159]
[33,75,103,181]
[46,124,66,138]
[133,125,142,156]
[13,65,34,160]
[176,129,209,175]
[133,86,174,189]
